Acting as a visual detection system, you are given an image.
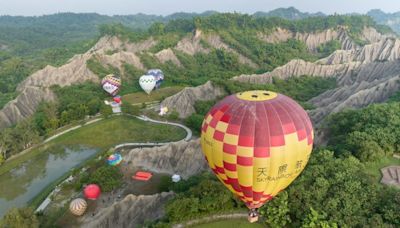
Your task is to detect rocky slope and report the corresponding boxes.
[257,27,388,51]
[81,192,175,228]
[157,27,395,124]
[0,26,392,129]
[0,30,239,128]
[0,87,56,129]
[232,35,400,126]
[161,81,225,118]
[125,139,208,178]
[0,36,155,129]
[175,30,258,67]
[154,48,182,66]
[79,139,208,227]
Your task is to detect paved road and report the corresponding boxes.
[136,115,192,141]
[114,115,192,149]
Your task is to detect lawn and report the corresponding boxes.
[364,156,400,183]
[122,86,183,105]
[0,115,187,176]
[192,219,266,228]
[51,115,186,148]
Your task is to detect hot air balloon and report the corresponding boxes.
[159,105,169,116]
[146,69,164,90]
[139,75,156,94]
[69,198,88,216]
[107,153,123,166]
[200,91,313,222]
[101,74,121,96]
[113,95,121,104]
[84,184,101,200]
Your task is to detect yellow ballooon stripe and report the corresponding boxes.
[215,121,229,132]
[237,164,253,187]
[201,128,216,169]
[261,133,312,197]
[223,133,238,145]
[252,157,269,192]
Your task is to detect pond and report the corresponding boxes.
[0,145,98,218]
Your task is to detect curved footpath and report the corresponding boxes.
[35,114,192,212]
[115,115,192,149]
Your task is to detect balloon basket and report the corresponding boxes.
[248,208,259,223]
[247,215,259,223]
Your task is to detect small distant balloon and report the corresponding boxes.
[69,198,87,216]
[101,74,121,96]
[139,75,156,94]
[146,69,164,90]
[113,95,121,104]
[83,184,101,200]
[107,153,123,166]
[159,105,169,116]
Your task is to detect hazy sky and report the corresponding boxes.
[0,0,399,16]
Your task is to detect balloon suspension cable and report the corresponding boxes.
[247,208,259,223]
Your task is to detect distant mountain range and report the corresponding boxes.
[254,7,325,19]
[1,7,400,57]
[367,9,400,33]
[0,11,218,55]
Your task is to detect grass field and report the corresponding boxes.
[364,156,400,183]
[192,219,266,228]
[0,115,186,176]
[122,86,183,104]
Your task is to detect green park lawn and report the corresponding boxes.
[363,156,400,183]
[0,115,186,176]
[122,86,183,105]
[192,219,266,228]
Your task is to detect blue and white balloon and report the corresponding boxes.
[146,69,164,90]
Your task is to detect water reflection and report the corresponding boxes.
[0,145,98,218]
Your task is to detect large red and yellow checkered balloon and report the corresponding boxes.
[201,91,313,209]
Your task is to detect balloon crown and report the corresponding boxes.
[236,90,278,101]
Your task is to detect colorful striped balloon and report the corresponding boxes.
[69,198,88,216]
[107,153,122,166]
[101,74,121,96]
[200,91,313,214]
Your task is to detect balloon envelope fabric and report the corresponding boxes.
[101,74,121,96]
[200,91,313,209]
[146,69,164,89]
[107,153,122,166]
[69,198,87,216]
[139,75,156,94]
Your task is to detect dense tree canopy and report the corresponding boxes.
[154,150,400,227]
[0,207,39,228]
[326,102,400,161]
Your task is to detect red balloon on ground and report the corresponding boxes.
[113,96,121,103]
[83,184,101,200]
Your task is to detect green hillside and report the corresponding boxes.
[0,13,393,161]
